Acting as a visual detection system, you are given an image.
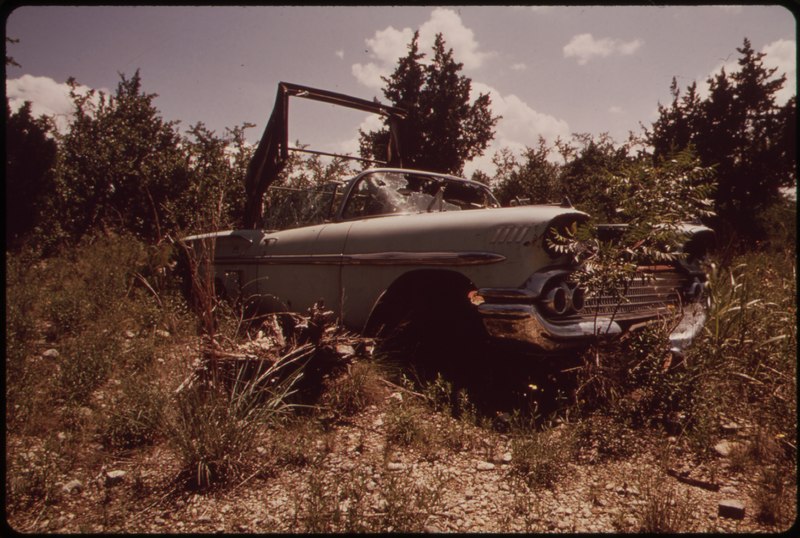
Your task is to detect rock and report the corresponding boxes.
[57,432,67,442]
[721,421,740,435]
[42,348,60,359]
[501,452,513,463]
[335,344,355,357]
[256,446,267,456]
[198,513,212,523]
[105,470,126,487]
[714,440,734,457]
[387,392,403,403]
[718,499,745,520]
[155,329,170,338]
[123,330,136,339]
[62,480,83,494]
[476,461,495,471]
[386,462,404,471]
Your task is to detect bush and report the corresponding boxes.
[102,375,167,449]
[510,426,576,489]
[165,358,303,489]
[320,360,384,418]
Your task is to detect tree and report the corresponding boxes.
[491,138,560,206]
[557,133,631,222]
[50,71,190,242]
[360,32,499,175]
[647,38,795,240]
[5,101,57,248]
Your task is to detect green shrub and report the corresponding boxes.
[510,426,575,489]
[102,375,167,449]
[320,359,384,418]
[58,328,121,405]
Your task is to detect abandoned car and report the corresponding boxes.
[184,83,712,355]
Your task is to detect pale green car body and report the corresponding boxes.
[186,168,710,354]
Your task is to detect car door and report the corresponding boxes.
[255,220,353,318]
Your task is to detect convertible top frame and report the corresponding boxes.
[243,82,408,228]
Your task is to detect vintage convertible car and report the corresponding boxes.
[185,167,712,355]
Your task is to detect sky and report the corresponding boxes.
[4,4,797,176]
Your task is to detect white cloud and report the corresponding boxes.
[351,8,493,90]
[335,49,344,59]
[563,33,643,65]
[329,113,384,157]
[762,39,796,104]
[418,7,492,70]
[609,105,624,114]
[510,62,527,72]
[698,39,796,105]
[6,74,100,132]
[465,82,571,176]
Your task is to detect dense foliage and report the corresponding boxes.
[5,101,57,248]
[646,38,796,242]
[359,32,500,175]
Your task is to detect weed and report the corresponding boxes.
[102,375,167,449]
[58,328,121,405]
[165,356,303,489]
[320,359,384,418]
[6,444,62,510]
[636,471,694,533]
[510,426,575,489]
[384,397,429,448]
[266,419,329,468]
[380,469,446,532]
[754,466,793,527]
[509,476,546,532]
[574,414,637,462]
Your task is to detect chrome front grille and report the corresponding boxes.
[579,271,685,321]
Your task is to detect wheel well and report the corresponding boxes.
[363,270,477,337]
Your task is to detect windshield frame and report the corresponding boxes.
[335,168,499,222]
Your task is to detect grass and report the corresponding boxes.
[4,217,796,531]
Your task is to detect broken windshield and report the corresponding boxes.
[342,171,498,220]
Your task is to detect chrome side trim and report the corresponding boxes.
[214,251,505,267]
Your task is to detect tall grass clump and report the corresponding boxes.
[6,231,189,431]
[165,355,305,489]
[684,251,796,454]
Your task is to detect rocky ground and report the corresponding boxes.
[6,376,796,534]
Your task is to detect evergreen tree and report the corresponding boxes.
[360,32,499,175]
[647,38,795,240]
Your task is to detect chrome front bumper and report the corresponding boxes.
[477,299,707,354]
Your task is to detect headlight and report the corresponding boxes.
[541,281,585,316]
[542,213,589,259]
[544,283,570,315]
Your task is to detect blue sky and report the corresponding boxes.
[5,5,796,175]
